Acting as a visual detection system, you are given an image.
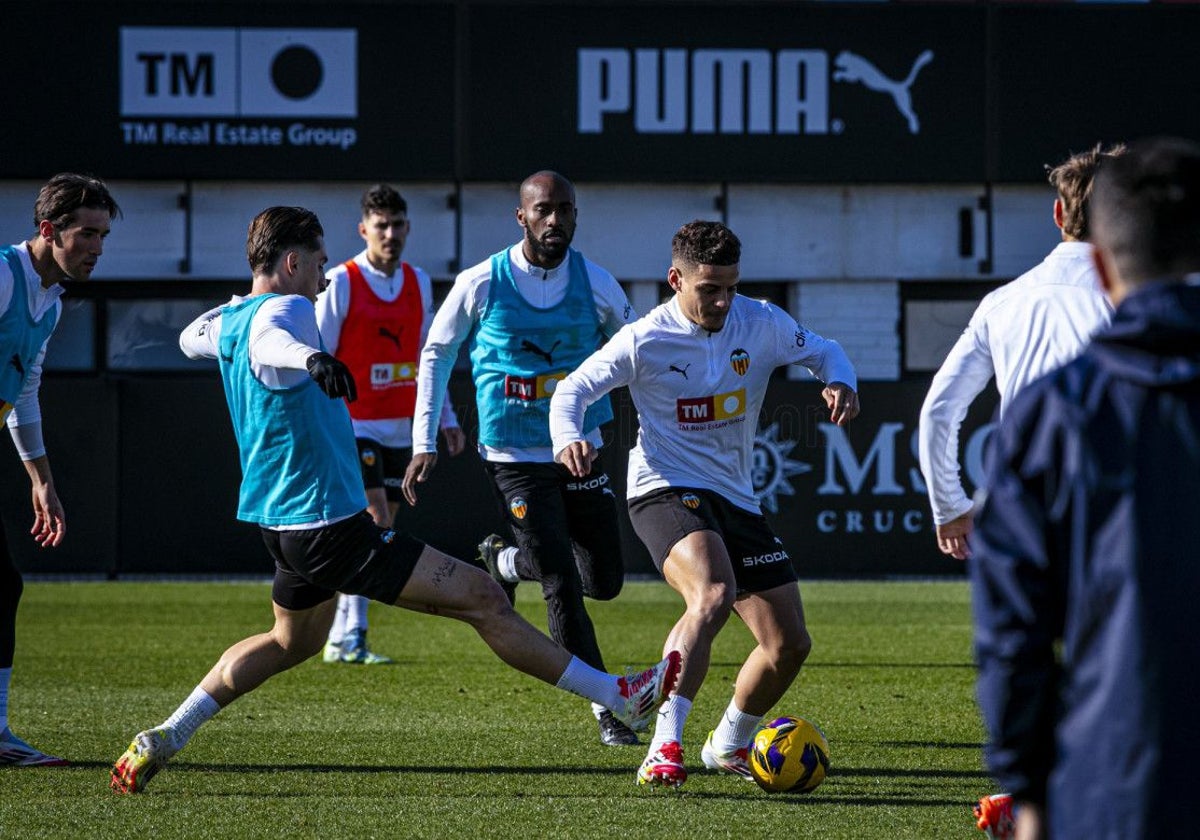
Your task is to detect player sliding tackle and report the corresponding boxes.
[550,221,858,788]
[109,206,679,794]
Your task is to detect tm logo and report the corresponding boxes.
[120,27,357,117]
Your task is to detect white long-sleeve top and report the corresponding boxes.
[179,293,362,530]
[918,240,1113,525]
[551,294,857,513]
[179,294,319,384]
[2,241,64,460]
[412,243,634,462]
[315,251,457,448]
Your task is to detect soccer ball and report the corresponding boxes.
[748,715,830,793]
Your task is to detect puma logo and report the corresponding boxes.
[669,363,691,380]
[379,326,403,351]
[833,49,933,135]
[8,354,24,376]
[520,339,561,365]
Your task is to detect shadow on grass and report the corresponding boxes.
[708,660,974,669]
[830,766,988,780]
[92,762,647,776]
[830,738,985,750]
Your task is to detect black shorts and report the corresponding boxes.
[262,511,426,611]
[355,438,412,503]
[627,487,798,594]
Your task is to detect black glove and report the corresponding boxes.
[306,352,357,402]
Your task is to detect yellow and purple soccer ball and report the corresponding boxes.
[749,715,830,793]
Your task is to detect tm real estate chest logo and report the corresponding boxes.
[118,27,359,151]
[579,47,933,136]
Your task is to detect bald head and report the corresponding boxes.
[517,170,578,268]
[520,170,574,204]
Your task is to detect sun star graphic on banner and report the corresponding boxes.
[753,422,813,514]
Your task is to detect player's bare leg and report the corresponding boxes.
[200,600,336,704]
[112,600,337,793]
[638,530,735,787]
[393,546,678,727]
[728,583,811,716]
[393,545,573,683]
[659,530,737,700]
[701,583,811,779]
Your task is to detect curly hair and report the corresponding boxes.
[671,220,741,267]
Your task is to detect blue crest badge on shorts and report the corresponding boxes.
[681,492,701,510]
[509,497,528,520]
[730,348,750,376]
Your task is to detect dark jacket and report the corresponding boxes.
[971,280,1200,840]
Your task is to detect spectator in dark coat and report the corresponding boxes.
[971,135,1200,840]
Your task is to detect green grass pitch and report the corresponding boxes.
[0,579,993,839]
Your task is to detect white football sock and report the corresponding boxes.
[0,667,10,731]
[497,547,520,583]
[160,686,220,752]
[327,595,350,644]
[711,698,762,753]
[345,595,369,633]
[650,694,692,750]
[555,656,620,709]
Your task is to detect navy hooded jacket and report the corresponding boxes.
[971,279,1200,840]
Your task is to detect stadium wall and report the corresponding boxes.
[2,1,1192,576]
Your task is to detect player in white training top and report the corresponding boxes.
[551,221,859,788]
[918,143,1124,561]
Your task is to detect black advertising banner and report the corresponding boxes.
[464,4,987,182]
[4,3,1199,184]
[0,3,455,180]
[993,7,1200,182]
[754,379,994,577]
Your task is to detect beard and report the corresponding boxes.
[525,228,572,265]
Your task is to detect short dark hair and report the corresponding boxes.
[34,173,121,230]
[1046,143,1127,241]
[360,184,407,219]
[671,220,741,268]
[245,207,324,275]
[1090,136,1200,286]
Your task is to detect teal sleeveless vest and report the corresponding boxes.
[218,295,364,526]
[0,246,57,407]
[469,248,612,448]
